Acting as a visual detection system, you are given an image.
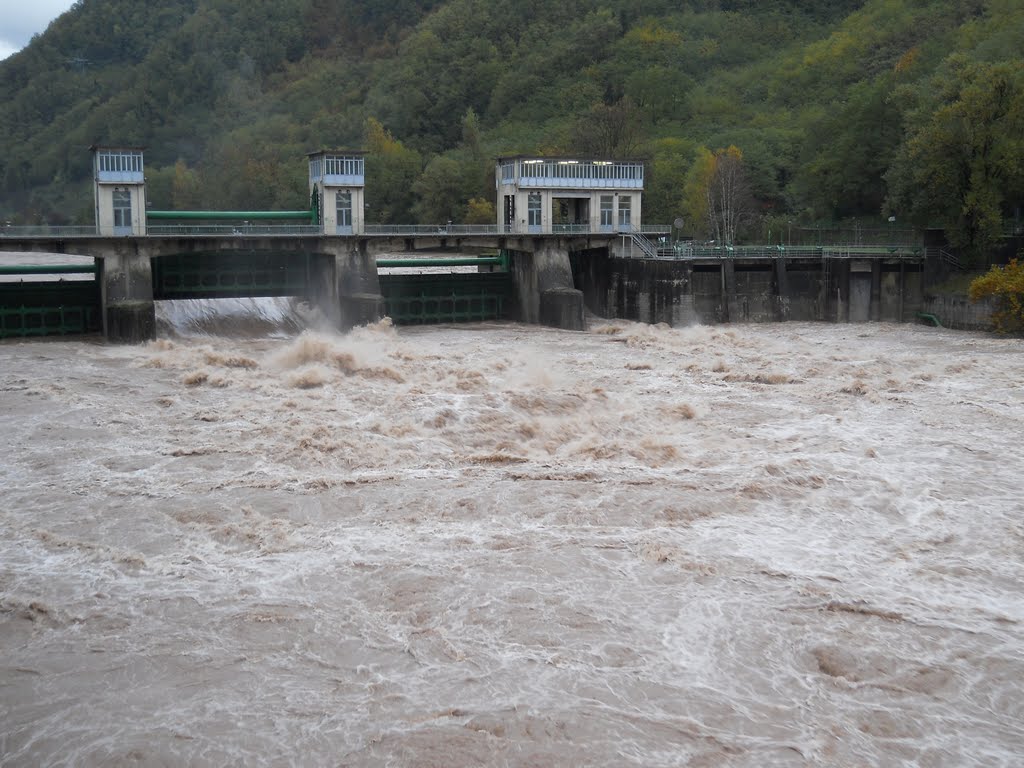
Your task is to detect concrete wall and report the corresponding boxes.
[921,293,996,330]
[574,252,924,327]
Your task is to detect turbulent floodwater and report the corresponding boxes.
[1,304,1023,767]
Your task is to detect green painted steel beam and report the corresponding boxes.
[376,257,503,268]
[147,210,314,221]
[0,264,97,275]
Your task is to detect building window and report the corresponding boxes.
[503,195,516,231]
[113,189,132,231]
[336,190,352,231]
[600,196,614,228]
[618,195,632,228]
[528,194,542,229]
[325,156,364,177]
[99,151,142,174]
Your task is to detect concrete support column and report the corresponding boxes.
[330,240,384,329]
[899,261,906,322]
[306,253,340,326]
[509,241,584,330]
[673,262,696,326]
[870,261,882,321]
[721,260,737,322]
[832,259,851,322]
[774,257,789,321]
[100,245,155,343]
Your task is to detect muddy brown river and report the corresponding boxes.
[1,305,1022,766]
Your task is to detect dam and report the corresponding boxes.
[0,147,926,341]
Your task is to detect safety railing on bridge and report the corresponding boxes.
[1,225,99,237]
[621,243,925,260]
[365,224,505,236]
[145,224,322,236]
[0,223,676,239]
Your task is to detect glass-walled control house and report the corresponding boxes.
[91,146,146,236]
[496,157,644,235]
[308,150,366,235]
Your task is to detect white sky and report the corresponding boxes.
[0,0,77,60]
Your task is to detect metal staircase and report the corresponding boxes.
[626,228,659,259]
[926,246,965,270]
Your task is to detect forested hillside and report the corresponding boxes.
[2,0,1022,256]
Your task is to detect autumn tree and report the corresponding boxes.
[463,198,495,224]
[683,145,752,244]
[969,257,1024,334]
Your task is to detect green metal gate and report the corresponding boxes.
[379,272,514,324]
[151,251,311,300]
[0,265,101,339]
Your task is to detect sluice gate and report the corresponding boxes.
[0,264,101,338]
[151,252,313,300]
[378,272,514,325]
[376,253,513,325]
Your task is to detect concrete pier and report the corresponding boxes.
[99,246,156,343]
[509,242,585,331]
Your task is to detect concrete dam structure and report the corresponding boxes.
[574,248,925,326]
[0,145,927,340]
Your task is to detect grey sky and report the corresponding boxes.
[0,0,77,60]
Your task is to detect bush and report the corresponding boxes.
[969,258,1024,334]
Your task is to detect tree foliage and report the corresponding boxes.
[887,56,1024,261]
[0,0,1022,240]
[969,257,1024,334]
[683,146,752,243]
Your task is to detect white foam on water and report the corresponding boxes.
[0,318,1022,766]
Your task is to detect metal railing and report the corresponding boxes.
[641,224,671,235]
[1,225,99,237]
[925,246,965,270]
[624,243,925,261]
[145,224,322,236]
[1,222,679,239]
[627,231,659,259]
[365,224,504,236]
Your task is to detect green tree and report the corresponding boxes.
[412,155,464,222]
[886,57,1024,261]
[171,160,203,209]
[644,137,697,226]
[364,117,422,223]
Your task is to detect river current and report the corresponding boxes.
[1,299,1022,766]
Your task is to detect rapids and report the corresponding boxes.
[1,303,1022,766]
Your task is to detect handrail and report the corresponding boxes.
[377,256,503,268]
[145,224,322,236]
[0,225,99,237]
[147,209,315,221]
[0,264,98,275]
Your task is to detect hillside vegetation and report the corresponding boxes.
[1,0,1022,255]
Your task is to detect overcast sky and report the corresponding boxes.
[0,0,76,60]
